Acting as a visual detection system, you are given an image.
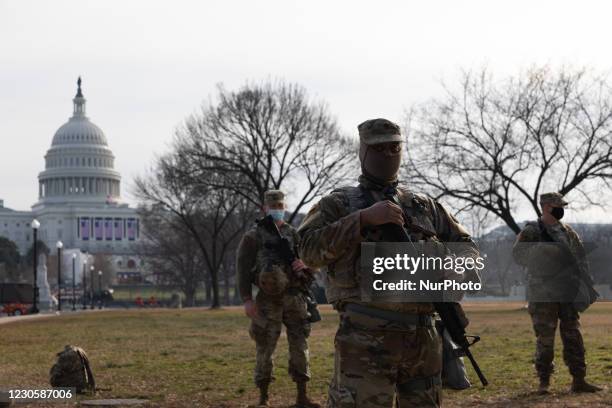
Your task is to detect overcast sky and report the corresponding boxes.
[2,0,611,226]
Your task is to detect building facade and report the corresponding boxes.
[0,78,143,283]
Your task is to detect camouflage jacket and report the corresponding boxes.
[512,220,589,282]
[236,220,301,301]
[297,178,480,313]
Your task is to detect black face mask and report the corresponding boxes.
[359,145,401,183]
[551,207,565,220]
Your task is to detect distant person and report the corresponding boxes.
[237,190,320,408]
[513,192,601,394]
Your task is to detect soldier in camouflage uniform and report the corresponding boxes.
[237,190,321,408]
[297,118,480,407]
[512,192,602,394]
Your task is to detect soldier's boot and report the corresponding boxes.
[571,377,602,393]
[257,382,270,407]
[294,382,320,408]
[537,376,550,395]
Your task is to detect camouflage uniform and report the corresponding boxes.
[49,345,95,394]
[237,192,312,389]
[298,119,480,408]
[512,193,590,383]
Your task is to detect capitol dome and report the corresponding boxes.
[51,117,108,146]
[35,78,122,206]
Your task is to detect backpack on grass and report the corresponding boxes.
[50,345,96,394]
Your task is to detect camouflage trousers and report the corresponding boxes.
[528,302,586,379]
[249,291,311,386]
[328,308,442,408]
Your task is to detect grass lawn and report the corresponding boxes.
[0,302,610,407]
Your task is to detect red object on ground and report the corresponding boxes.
[2,303,29,316]
[135,296,144,307]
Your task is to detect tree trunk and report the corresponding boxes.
[184,285,196,307]
[223,267,230,305]
[204,277,211,305]
[210,270,220,309]
[233,272,241,305]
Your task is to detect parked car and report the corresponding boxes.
[2,303,29,316]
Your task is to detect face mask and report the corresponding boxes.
[551,207,564,220]
[359,145,401,182]
[267,209,285,221]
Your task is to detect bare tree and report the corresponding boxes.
[137,206,205,306]
[176,80,357,223]
[405,66,612,234]
[133,152,256,308]
[134,80,356,307]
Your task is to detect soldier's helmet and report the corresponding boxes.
[539,192,569,207]
[264,190,285,206]
[357,118,402,145]
[258,264,289,296]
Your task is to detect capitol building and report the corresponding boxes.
[0,79,142,282]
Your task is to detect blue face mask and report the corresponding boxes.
[267,209,285,221]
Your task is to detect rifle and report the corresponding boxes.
[376,187,488,386]
[257,215,321,323]
[434,302,488,386]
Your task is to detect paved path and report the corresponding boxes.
[0,309,101,326]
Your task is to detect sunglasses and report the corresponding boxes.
[370,142,402,154]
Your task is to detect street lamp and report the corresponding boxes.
[31,219,40,314]
[82,259,87,310]
[71,253,77,311]
[90,265,95,310]
[98,270,103,310]
[56,241,63,312]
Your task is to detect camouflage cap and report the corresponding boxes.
[358,118,402,145]
[264,189,285,205]
[540,192,569,206]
